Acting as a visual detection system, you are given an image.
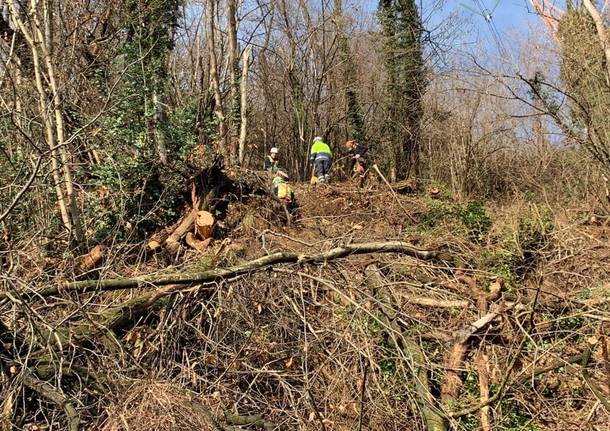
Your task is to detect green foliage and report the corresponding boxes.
[499,400,540,431]
[458,201,493,242]
[479,206,554,286]
[85,0,209,241]
[418,199,492,242]
[417,200,456,229]
[479,248,519,288]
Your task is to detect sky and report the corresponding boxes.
[428,0,543,55]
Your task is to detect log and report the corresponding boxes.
[186,233,212,252]
[21,372,80,431]
[441,303,513,404]
[148,229,170,252]
[75,245,105,273]
[476,351,491,431]
[32,241,444,299]
[165,211,196,254]
[195,210,215,239]
[365,264,447,431]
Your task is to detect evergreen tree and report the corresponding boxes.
[92,0,191,240]
[378,0,425,180]
[556,4,610,169]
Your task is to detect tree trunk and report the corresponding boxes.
[7,0,72,235]
[152,92,168,165]
[227,0,240,165]
[238,46,251,165]
[206,0,227,160]
[37,0,84,244]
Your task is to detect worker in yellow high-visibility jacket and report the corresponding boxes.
[272,168,298,221]
[309,136,332,184]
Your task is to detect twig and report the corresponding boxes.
[0,156,42,223]
[372,164,417,223]
[358,360,368,431]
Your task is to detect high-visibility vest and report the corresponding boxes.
[310,141,332,158]
[274,181,294,201]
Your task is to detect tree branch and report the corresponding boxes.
[31,241,443,298]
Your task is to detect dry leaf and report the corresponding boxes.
[9,365,17,375]
[308,412,316,422]
[285,356,294,368]
[489,278,503,295]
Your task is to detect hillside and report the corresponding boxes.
[2,177,609,431]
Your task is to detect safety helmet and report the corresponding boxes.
[270,147,279,154]
[313,136,323,143]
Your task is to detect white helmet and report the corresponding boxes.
[270,147,279,154]
[313,136,323,143]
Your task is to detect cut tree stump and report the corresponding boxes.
[195,210,215,239]
[186,233,212,252]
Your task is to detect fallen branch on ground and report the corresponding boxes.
[32,241,444,298]
[21,371,80,431]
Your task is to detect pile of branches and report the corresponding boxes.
[1,232,608,430]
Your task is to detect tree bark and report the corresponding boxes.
[227,0,240,164]
[7,0,84,244]
[365,264,447,431]
[21,371,80,431]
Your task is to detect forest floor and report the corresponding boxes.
[2,177,610,431]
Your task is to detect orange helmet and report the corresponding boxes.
[344,140,355,149]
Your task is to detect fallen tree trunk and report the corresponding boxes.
[365,264,447,431]
[476,351,491,431]
[165,211,197,254]
[34,241,444,298]
[441,278,504,404]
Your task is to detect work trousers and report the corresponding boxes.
[314,158,331,182]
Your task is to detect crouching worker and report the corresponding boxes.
[272,168,298,224]
[309,136,332,184]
